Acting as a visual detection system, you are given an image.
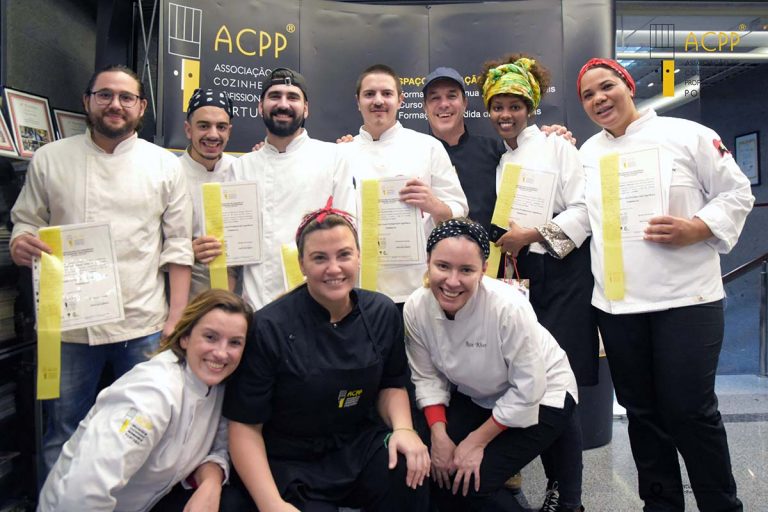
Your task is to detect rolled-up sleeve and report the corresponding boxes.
[551,140,590,248]
[403,303,452,409]
[430,144,469,218]
[160,159,194,268]
[692,129,754,254]
[492,302,547,428]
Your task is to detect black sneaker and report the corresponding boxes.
[540,482,559,512]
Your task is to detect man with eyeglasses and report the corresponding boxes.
[10,64,193,475]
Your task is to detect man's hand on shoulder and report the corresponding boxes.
[541,124,577,146]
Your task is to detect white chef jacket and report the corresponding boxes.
[38,350,229,512]
[228,130,356,310]
[178,150,236,296]
[343,122,469,302]
[404,276,577,429]
[497,125,589,254]
[580,109,754,314]
[11,131,193,344]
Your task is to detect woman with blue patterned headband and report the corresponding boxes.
[404,217,583,512]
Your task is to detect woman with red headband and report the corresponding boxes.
[479,53,593,512]
[577,58,753,511]
[223,198,430,512]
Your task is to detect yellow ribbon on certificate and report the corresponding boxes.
[486,163,523,278]
[202,183,228,290]
[281,243,304,290]
[360,180,380,291]
[600,153,625,300]
[37,227,64,399]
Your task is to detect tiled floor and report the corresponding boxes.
[517,375,768,511]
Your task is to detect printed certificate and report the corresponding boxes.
[3,88,55,158]
[374,176,425,266]
[506,166,558,229]
[53,109,88,139]
[616,148,664,240]
[33,222,124,331]
[202,181,262,265]
[0,113,18,158]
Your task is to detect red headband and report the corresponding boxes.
[294,196,358,243]
[576,58,636,98]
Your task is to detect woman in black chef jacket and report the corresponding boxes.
[223,197,430,512]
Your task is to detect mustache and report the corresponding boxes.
[269,108,295,118]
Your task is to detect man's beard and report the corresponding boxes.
[262,108,303,137]
[86,109,141,139]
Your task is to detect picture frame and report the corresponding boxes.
[735,131,760,186]
[52,108,88,139]
[0,111,18,158]
[2,87,55,159]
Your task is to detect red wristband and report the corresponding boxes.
[491,414,508,431]
[424,404,447,427]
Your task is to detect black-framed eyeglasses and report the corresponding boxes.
[88,89,143,108]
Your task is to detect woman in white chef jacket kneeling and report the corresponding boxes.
[404,217,583,512]
[38,289,251,512]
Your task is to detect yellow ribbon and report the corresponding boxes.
[360,180,380,291]
[599,153,625,300]
[37,227,64,400]
[202,183,228,290]
[281,243,305,290]
[486,163,523,278]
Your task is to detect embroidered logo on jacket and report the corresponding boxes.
[337,389,363,408]
[713,139,730,157]
[119,407,154,445]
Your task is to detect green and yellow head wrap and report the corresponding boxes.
[481,58,541,110]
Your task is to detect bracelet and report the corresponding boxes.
[383,428,418,448]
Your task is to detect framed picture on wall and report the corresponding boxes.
[2,87,55,159]
[52,109,88,139]
[0,112,18,158]
[735,131,760,186]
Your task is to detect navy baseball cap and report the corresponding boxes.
[423,67,466,94]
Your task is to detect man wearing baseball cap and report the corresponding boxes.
[181,88,238,296]
[422,67,504,237]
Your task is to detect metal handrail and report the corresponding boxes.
[722,251,768,284]
[722,252,768,377]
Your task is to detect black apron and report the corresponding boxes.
[263,305,390,505]
[515,237,599,386]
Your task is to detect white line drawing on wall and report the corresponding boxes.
[168,2,202,59]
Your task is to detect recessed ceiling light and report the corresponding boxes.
[648,82,655,87]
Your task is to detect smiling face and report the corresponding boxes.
[488,94,529,148]
[357,72,404,139]
[579,66,640,137]
[259,83,308,137]
[83,70,147,142]
[299,224,360,315]
[424,79,467,140]
[427,236,487,318]
[180,308,247,387]
[184,106,231,167]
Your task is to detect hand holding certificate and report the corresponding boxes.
[371,176,425,266]
[201,181,262,266]
[32,222,124,331]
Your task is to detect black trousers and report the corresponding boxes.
[432,391,579,512]
[223,450,428,512]
[597,301,742,512]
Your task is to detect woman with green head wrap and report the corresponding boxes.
[479,53,594,512]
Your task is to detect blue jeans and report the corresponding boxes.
[41,332,162,477]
